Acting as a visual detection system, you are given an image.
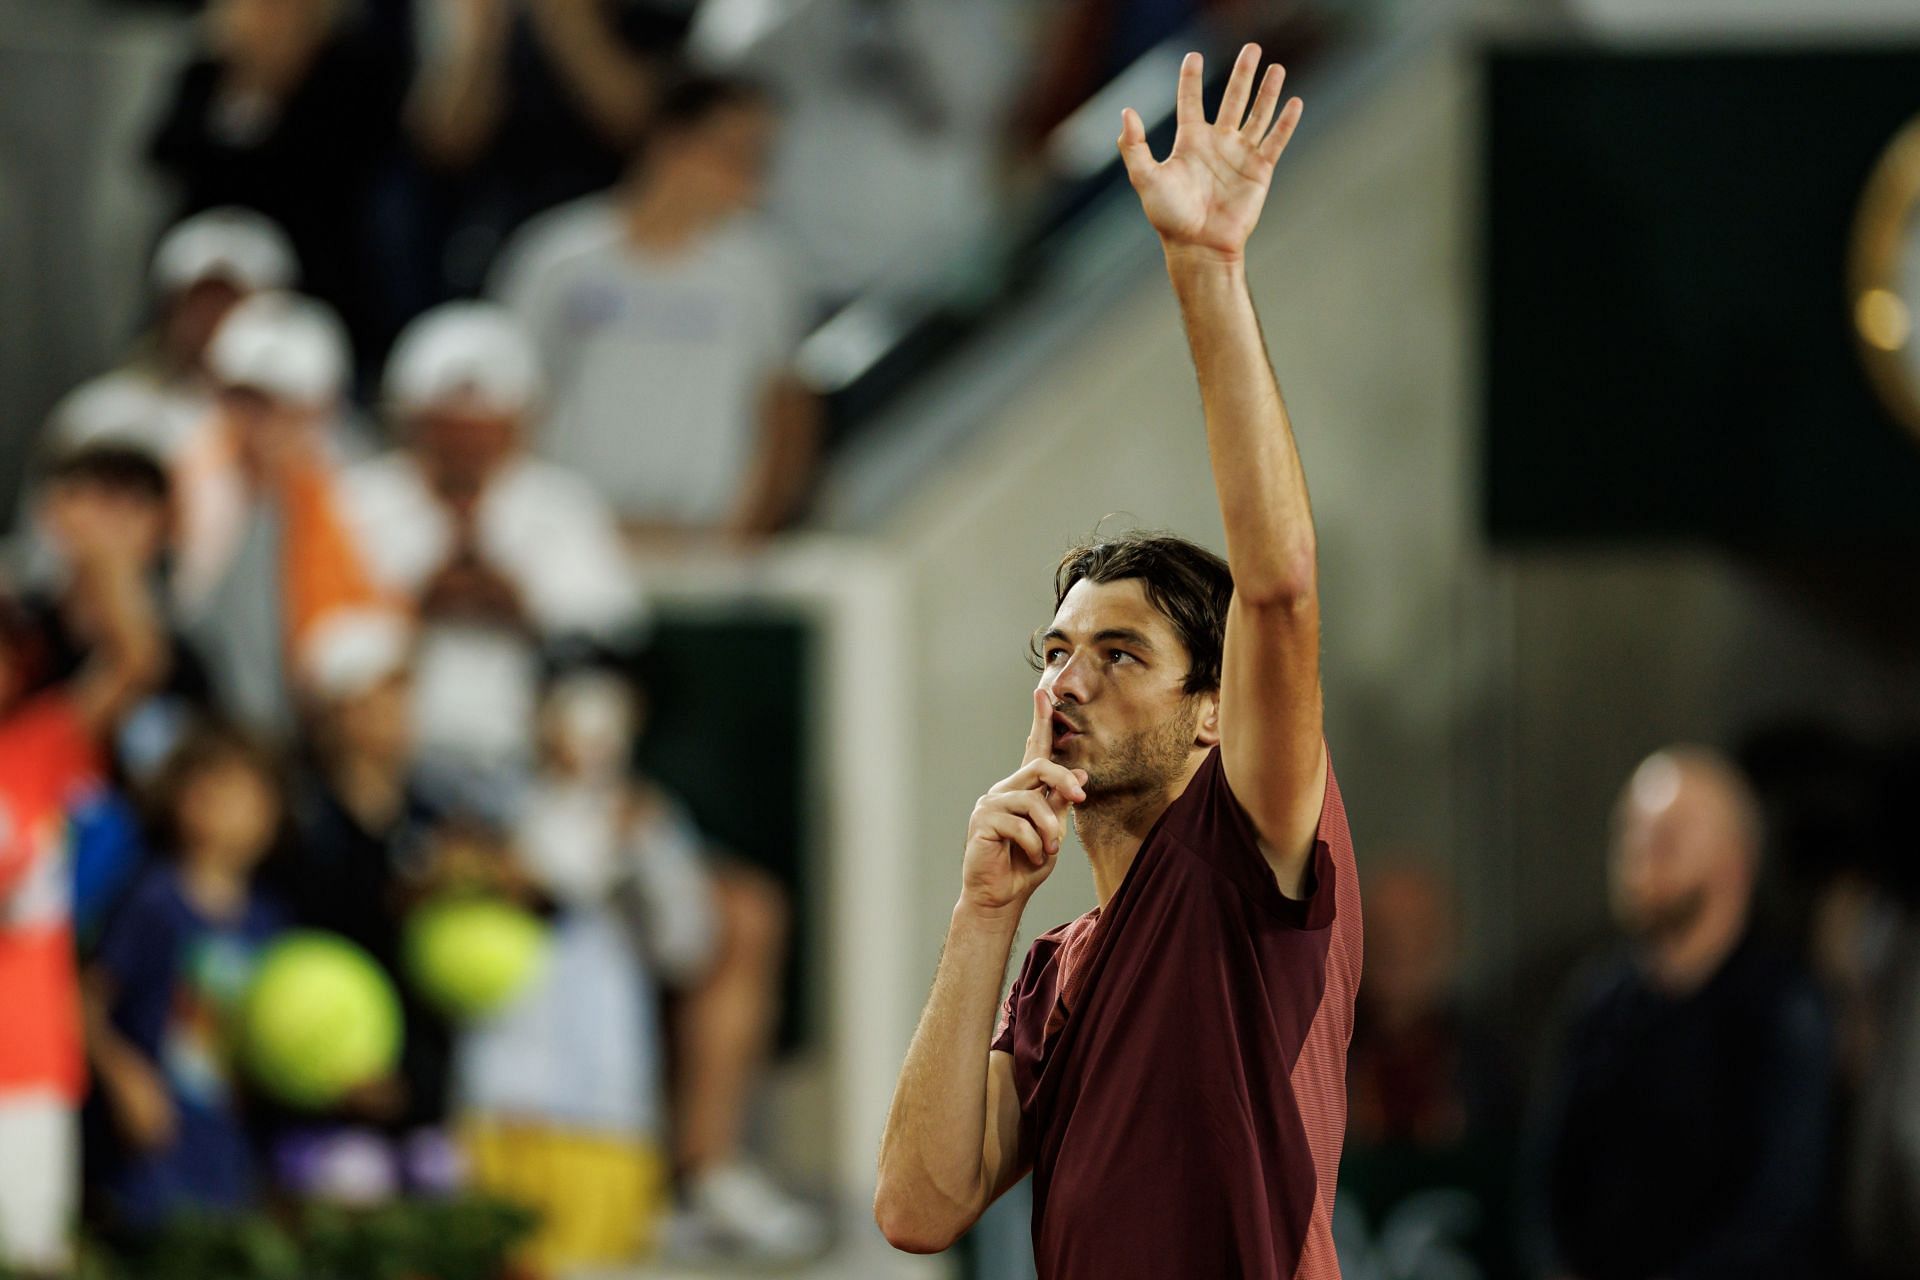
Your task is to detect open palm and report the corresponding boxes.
[1119,45,1304,261]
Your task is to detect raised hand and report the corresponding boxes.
[959,689,1089,917]
[1117,44,1304,264]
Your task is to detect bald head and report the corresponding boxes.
[1609,746,1763,944]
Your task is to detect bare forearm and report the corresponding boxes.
[1166,249,1315,604]
[71,557,165,737]
[408,19,509,168]
[876,902,1019,1247]
[530,4,653,151]
[725,380,820,539]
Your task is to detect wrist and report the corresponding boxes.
[952,897,1023,937]
[1161,241,1247,277]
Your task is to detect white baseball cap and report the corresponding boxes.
[151,207,299,295]
[298,607,415,702]
[383,302,543,417]
[207,291,349,406]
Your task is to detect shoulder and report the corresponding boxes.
[491,197,623,301]
[1165,747,1344,929]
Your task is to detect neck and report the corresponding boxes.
[1075,752,1208,908]
[180,855,250,920]
[623,181,711,255]
[1638,898,1747,995]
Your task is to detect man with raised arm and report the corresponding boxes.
[875,45,1361,1279]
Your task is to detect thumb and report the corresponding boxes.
[1118,107,1155,184]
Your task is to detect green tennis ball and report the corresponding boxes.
[403,896,549,1020]
[243,932,402,1109]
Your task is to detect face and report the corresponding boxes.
[39,481,169,570]
[219,384,320,480]
[176,756,282,867]
[333,672,414,769]
[412,407,520,507]
[165,278,246,372]
[1037,578,1215,797]
[657,102,777,217]
[1608,755,1747,941]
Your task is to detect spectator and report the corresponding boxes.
[82,724,288,1232]
[40,208,298,466]
[147,0,406,369]
[491,72,820,545]
[516,660,823,1260]
[172,292,387,741]
[277,608,456,1132]
[456,664,675,1271]
[1520,747,1833,1280]
[21,445,216,787]
[403,0,685,297]
[1341,860,1517,1280]
[341,302,641,802]
[0,515,164,1275]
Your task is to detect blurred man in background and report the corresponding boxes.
[1521,747,1833,1280]
[40,209,298,467]
[491,72,819,546]
[147,0,406,369]
[171,292,384,741]
[341,302,640,804]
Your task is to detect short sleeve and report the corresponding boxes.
[992,978,1021,1055]
[1183,747,1340,931]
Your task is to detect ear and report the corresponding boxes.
[1194,689,1221,748]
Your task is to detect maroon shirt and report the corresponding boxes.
[993,747,1362,1279]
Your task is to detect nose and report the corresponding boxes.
[1046,650,1094,705]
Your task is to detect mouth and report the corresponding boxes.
[1051,710,1083,745]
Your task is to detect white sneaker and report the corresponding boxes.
[676,1160,831,1261]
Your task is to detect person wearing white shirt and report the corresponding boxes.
[490,72,819,547]
[341,302,643,802]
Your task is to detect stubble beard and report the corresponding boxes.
[1070,698,1203,845]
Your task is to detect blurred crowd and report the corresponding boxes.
[1,0,858,1271]
[1337,734,1920,1280]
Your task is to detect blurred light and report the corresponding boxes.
[1857,287,1912,351]
[795,297,910,394]
[1045,43,1191,180]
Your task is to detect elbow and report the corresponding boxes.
[872,1183,967,1255]
[1234,566,1317,613]
[1232,539,1317,612]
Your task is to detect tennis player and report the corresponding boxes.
[876,44,1361,1278]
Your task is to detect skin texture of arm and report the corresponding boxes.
[1120,45,1325,890]
[875,692,1086,1252]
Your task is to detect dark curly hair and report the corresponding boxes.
[1029,529,1234,695]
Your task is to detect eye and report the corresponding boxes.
[1107,649,1135,665]
[1044,648,1068,665]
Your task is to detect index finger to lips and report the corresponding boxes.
[1022,686,1054,766]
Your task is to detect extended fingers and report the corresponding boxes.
[1175,50,1204,129]
[1023,686,1054,765]
[1260,95,1305,163]
[1217,43,1261,132]
[1241,63,1284,141]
